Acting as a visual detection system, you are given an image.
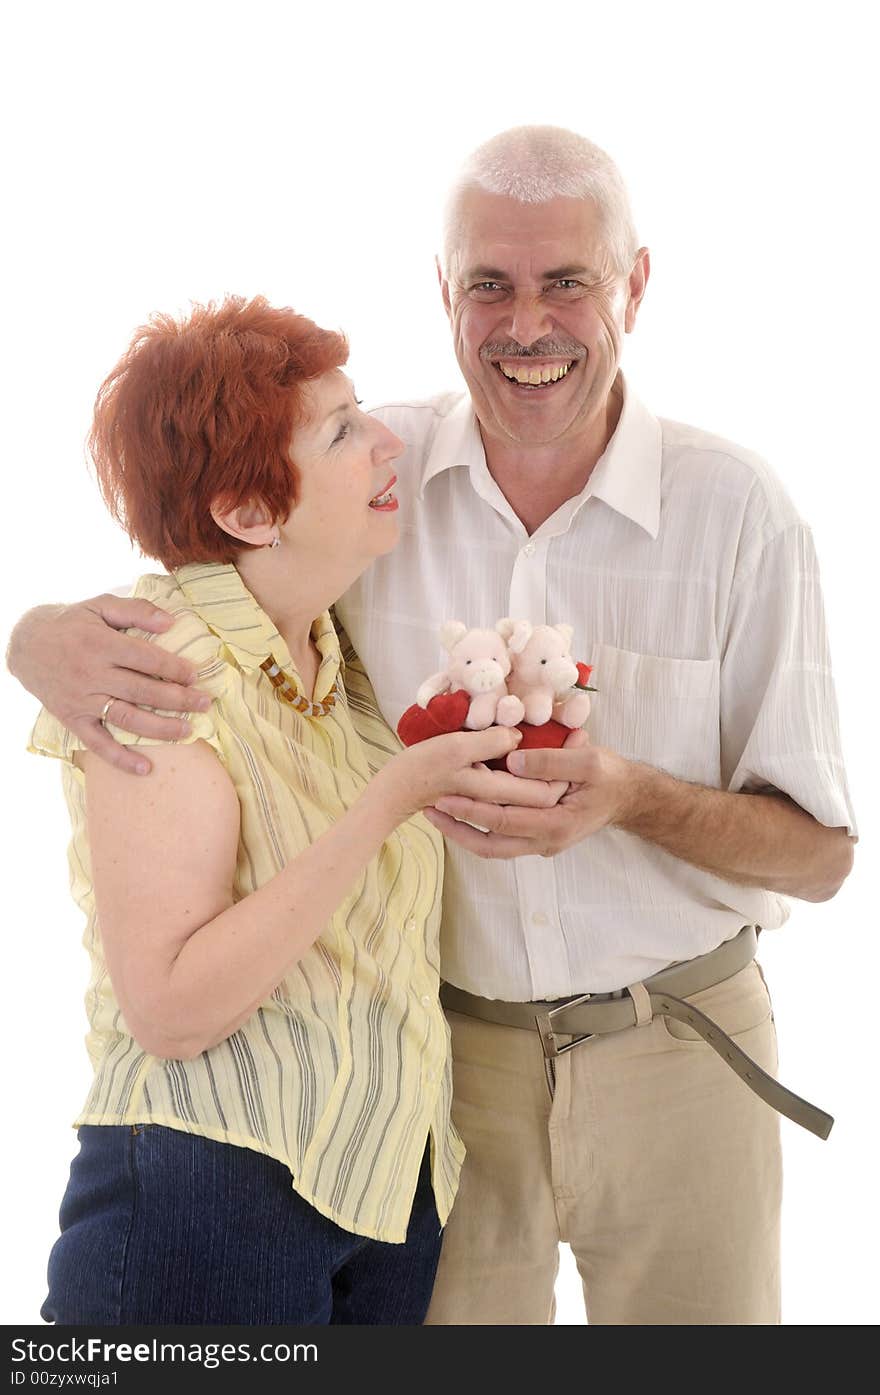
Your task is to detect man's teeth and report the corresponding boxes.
[497,361,573,385]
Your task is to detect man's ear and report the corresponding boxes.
[437,255,452,322]
[210,498,278,548]
[625,247,650,333]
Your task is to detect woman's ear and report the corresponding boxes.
[210,499,278,548]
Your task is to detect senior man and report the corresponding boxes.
[9,126,856,1325]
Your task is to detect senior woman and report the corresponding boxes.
[28,296,533,1325]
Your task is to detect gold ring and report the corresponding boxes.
[99,697,118,729]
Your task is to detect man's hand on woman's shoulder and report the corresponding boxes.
[7,593,213,775]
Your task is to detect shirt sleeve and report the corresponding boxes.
[720,522,857,836]
[28,575,229,767]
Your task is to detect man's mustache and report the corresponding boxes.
[481,338,585,359]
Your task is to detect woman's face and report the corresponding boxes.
[283,369,404,565]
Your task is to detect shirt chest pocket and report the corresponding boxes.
[587,643,721,787]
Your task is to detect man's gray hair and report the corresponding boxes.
[442,125,639,276]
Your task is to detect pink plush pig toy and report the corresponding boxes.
[497,620,593,729]
[415,621,526,730]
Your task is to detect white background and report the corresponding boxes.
[1,0,876,1326]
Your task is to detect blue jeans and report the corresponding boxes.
[42,1124,442,1325]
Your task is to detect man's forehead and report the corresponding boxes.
[453,188,605,273]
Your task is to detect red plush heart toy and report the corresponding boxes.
[396,691,472,746]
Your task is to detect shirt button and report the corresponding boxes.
[421,995,432,1007]
[406,918,417,933]
[531,910,550,926]
[522,542,536,557]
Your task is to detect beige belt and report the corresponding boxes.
[440,927,833,1140]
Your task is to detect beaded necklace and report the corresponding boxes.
[260,656,340,717]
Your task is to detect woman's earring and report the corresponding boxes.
[268,535,281,549]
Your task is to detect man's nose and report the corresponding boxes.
[507,293,553,349]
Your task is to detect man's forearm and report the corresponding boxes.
[426,741,855,893]
[617,762,854,902]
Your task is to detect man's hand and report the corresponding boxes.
[7,594,213,775]
[423,730,633,858]
[424,729,854,902]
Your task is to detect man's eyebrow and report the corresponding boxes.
[542,265,595,280]
[462,265,510,282]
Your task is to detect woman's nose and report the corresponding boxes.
[376,424,405,462]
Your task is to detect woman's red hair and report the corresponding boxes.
[89,296,348,569]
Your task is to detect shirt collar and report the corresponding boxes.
[417,373,662,540]
[585,377,662,539]
[418,395,483,498]
[174,561,343,702]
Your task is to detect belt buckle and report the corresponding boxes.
[535,993,594,1059]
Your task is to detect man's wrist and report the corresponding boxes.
[611,757,666,833]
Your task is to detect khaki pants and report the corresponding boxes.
[426,961,782,1325]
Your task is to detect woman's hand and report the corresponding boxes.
[375,728,567,826]
[7,595,214,774]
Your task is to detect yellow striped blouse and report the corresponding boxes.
[29,562,463,1243]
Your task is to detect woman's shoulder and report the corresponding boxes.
[28,574,231,766]
[127,573,228,693]
[129,571,215,640]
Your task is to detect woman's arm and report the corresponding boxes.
[79,724,525,1060]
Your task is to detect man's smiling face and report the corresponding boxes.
[440,189,648,449]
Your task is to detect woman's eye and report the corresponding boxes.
[332,424,349,445]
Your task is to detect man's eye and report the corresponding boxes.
[553,279,581,290]
[469,282,506,299]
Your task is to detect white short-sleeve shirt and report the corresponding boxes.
[336,377,857,998]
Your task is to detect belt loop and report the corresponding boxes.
[628,981,652,1027]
